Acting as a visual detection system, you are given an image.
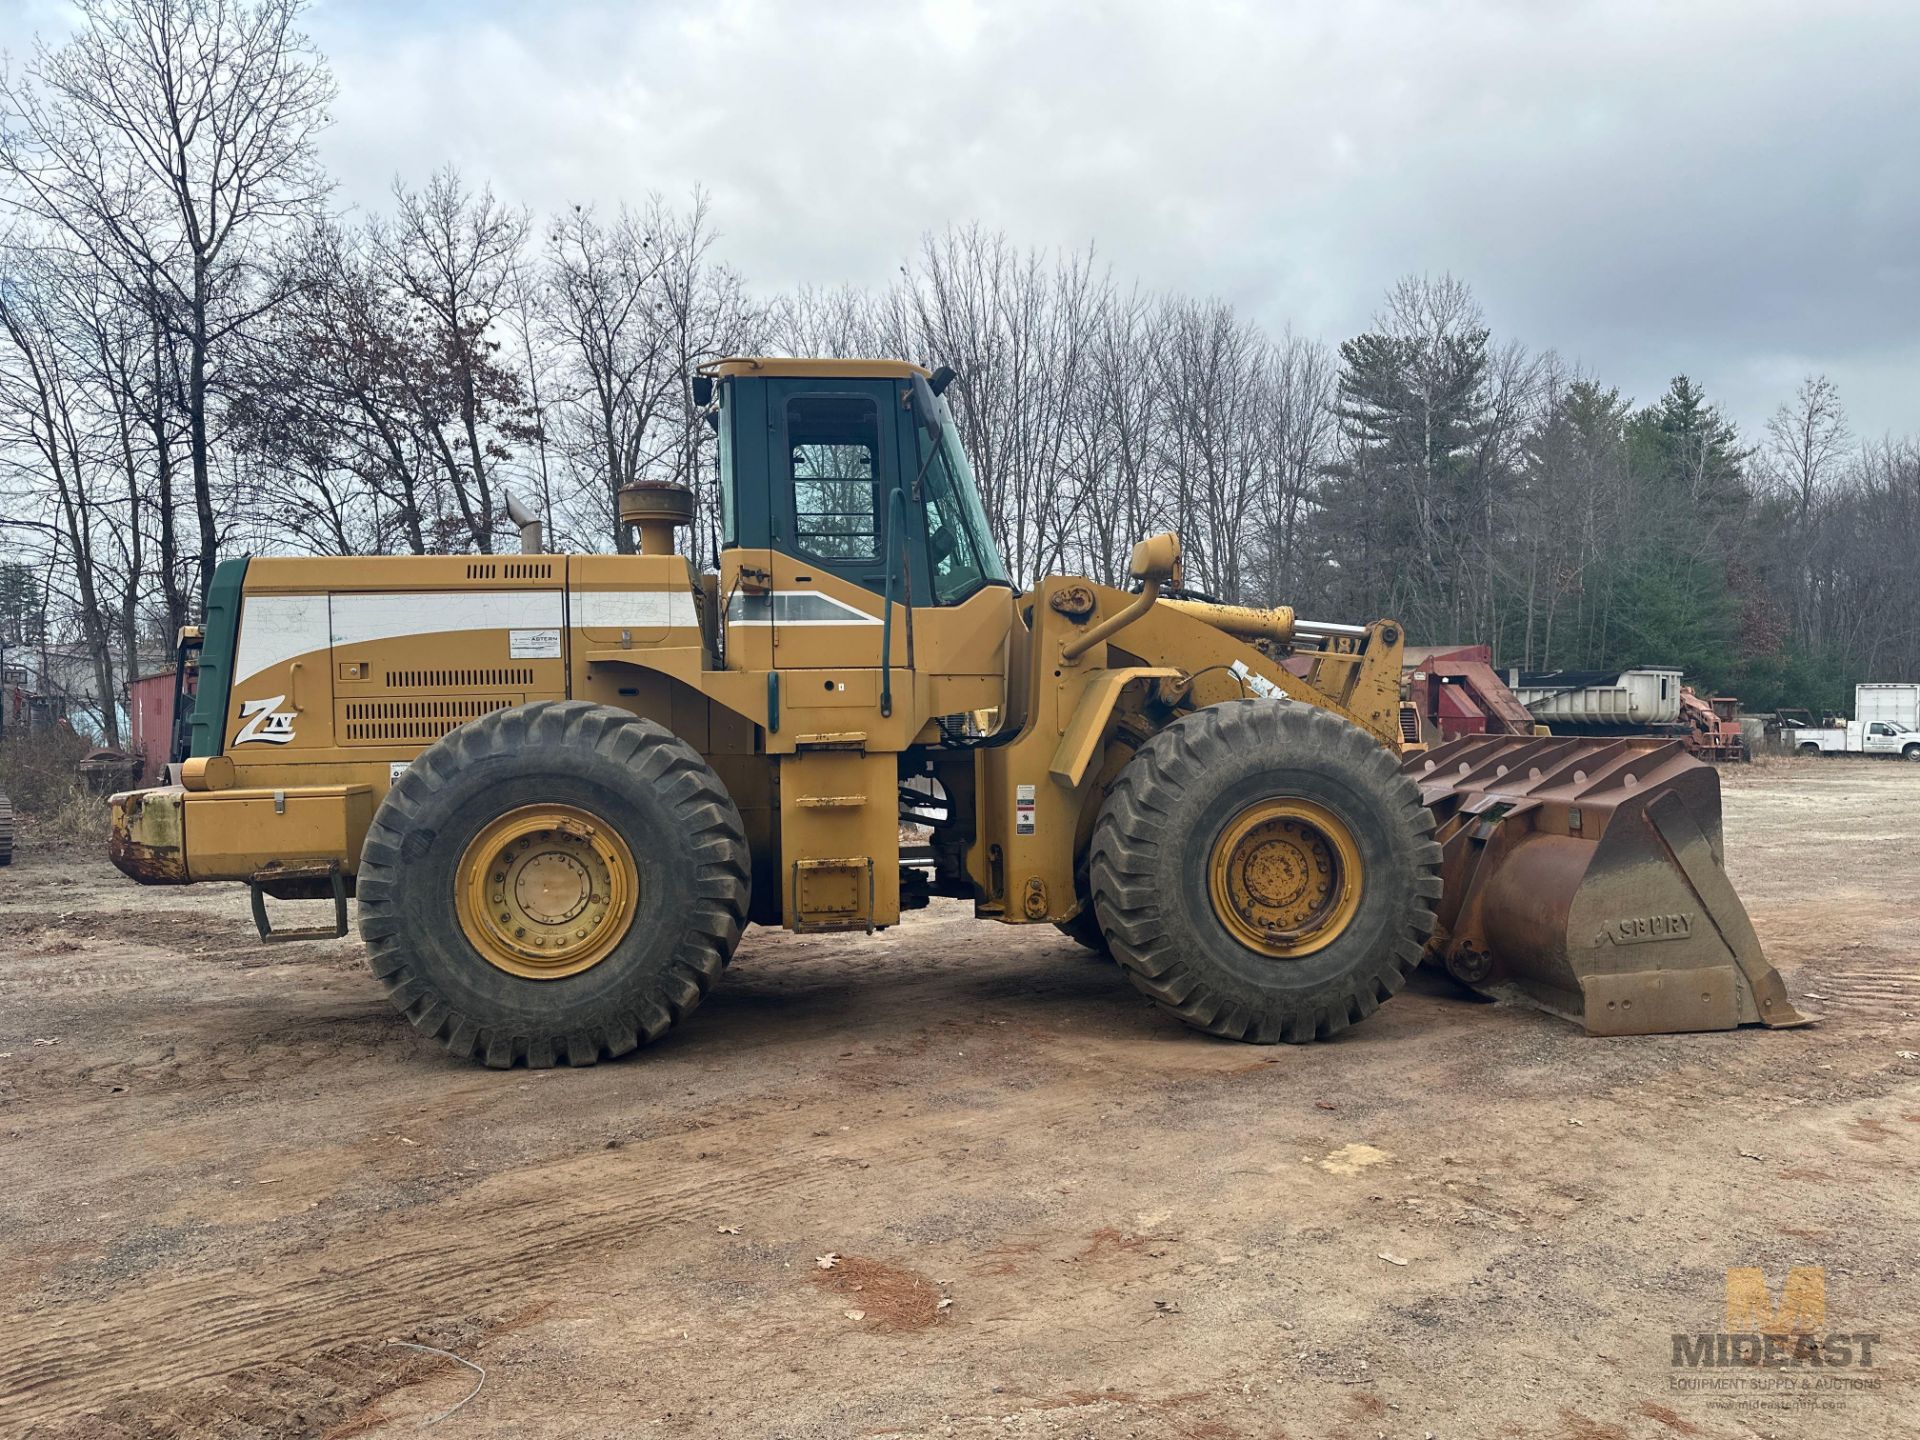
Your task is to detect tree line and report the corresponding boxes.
[2,0,1913,746]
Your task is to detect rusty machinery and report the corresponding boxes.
[105,357,1805,1066]
[1401,643,1541,748]
[1676,688,1751,763]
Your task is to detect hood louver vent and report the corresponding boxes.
[343,697,514,743]
[384,667,535,690]
[464,561,554,580]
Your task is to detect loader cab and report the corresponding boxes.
[703,358,1009,607]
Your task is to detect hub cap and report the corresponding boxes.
[455,804,638,979]
[1207,797,1363,958]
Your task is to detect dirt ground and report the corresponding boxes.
[1,755,1915,1439]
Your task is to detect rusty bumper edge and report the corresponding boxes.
[107,786,190,884]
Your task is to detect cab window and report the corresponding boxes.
[912,406,1007,604]
[787,396,880,561]
[924,448,989,603]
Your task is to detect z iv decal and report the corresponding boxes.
[234,695,297,745]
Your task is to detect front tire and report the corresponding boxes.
[1089,701,1440,1043]
[1055,904,1109,955]
[357,701,749,1067]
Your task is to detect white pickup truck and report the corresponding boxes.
[1790,718,1920,759]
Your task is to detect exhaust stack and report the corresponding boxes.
[504,492,544,554]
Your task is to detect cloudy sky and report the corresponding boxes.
[5,0,1915,438]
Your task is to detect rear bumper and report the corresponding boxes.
[108,783,374,886]
[108,786,190,884]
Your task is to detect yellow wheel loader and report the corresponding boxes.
[105,358,1806,1066]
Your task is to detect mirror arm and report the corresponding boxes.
[1061,576,1163,662]
[906,430,942,502]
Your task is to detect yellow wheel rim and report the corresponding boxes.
[1206,797,1363,958]
[455,804,638,980]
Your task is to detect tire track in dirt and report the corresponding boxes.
[1808,971,1920,1015]
[0,1087,1086,1426]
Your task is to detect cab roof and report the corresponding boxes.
[698,356,930,380]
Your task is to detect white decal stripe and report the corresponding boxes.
[574,590,701,630]
[329,590,564,650]
[233,590,568,687]
[725,590,884,627]
[232,595,330,689]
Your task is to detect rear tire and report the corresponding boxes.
[357,701,750,1067]
[1089,701,1441,1043]
[1798,742,1821,755]
[0,788,12,866]
[1903,744,1920,762]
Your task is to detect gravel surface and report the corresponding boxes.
[0,753,1914,1438]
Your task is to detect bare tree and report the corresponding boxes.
[377,168,534,552]
[1252,331,1337,606]
[0,249,136,741]
[231,221,446,554]
[0,0,335,608]
[1765,374,1849,519]
[543,201,678,551]
[887,227,1107,581]
[651,195,760,563]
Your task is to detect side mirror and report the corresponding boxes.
[929,364,957,396]
[690,374,714,408]
[909,373,944,447]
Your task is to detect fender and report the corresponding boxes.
[1049,666,1184,789]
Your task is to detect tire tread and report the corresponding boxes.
[1089,700,1439,1044]
[357,700,749,1068]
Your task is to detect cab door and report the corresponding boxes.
[762,379,910,675]
[758,379,912,932]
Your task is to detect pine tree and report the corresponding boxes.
[1322,309,1497,639]
[0,562,42,645]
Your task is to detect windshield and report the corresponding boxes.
[914,397,1008,603]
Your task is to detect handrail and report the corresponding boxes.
[879,487,907,717]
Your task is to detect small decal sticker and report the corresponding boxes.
[509,628,562,659]
[1230,660,1285,700]
[233,695,297,745]
[389,761,410,784]
[1016,783,1037,836]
